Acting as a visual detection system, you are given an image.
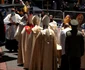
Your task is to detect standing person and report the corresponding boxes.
[49,15,57,24]
[29,15,57,70]
[24,15,43,69]
[59,15,71,69]
[0,12,5,57]
[65,19,84,70]
[80,23,85,70]
[76,14,84,31]
[20,14,34,69]
[4,8,22,52]
[61,15,71,30]
[0,12,5,45]
[60,22,71,70]
[14,9,29,66]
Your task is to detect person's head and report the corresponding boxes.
[18,8,24,16]
[49,15,53,22]
[42,15,50,28]
[11,8,16,15]
[76,14,84,25]
[70,19,78,31]
[41,11,45,18]
[81,23,85,29]
[65,15,71,19]
[63,15,71,24]
[32,15,40,26]
[25,1,30,6]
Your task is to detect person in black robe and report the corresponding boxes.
[65,19,84,70]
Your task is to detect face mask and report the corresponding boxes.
[11,12,15,15]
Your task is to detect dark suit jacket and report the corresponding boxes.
[65,30,84,57]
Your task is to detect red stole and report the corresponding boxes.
[25,25,34,34]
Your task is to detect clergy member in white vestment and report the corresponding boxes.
[20,14,34,69]
[49,20,62,67]
[29,15,57,70]
[16,5,32,65]
[14,12,29,65]
[4,8,22,52]
[24,15,43,69]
